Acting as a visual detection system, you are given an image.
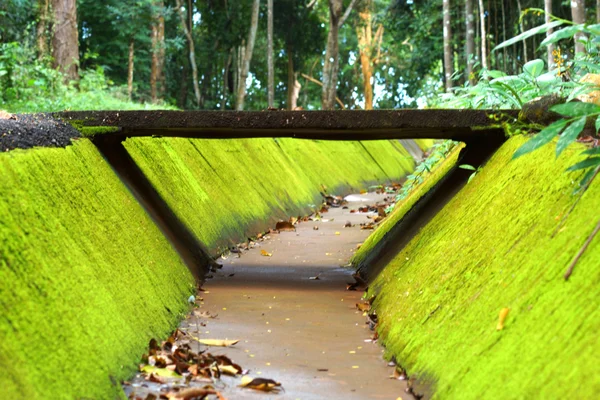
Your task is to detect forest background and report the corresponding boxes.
[0,0,598,112]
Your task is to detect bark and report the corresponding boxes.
[465,0,475,83]
[597,0,600,23]
[571,0,587,55]
[175,0,201,108]
[235,0,260,111]
[128,39,134,101]
[477,0,487,69]
[287,51,301,110]
[51,0,79,82]
[443,0,453,92]
[150,0,165,103]
[355,1,382,109]
[267,0,274,108]
[545,0,554,70]
[221,50,232,110]
[322,0,359,110]
[37,0,50,59]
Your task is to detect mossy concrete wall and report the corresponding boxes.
[0,140,195,399]
[123,137,415,253]
[0,136,413,399]
[369,136,600,399]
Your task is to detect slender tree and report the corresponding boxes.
[477,0,487,69]
[443,0,453,92]
[175,0,201,108]
[356,0,383,109]
[51,0,79,82]
[267,0,274,108]
[322,0,358,110]
[36,0,50,59]
[465,0,475,84]
[571,0,586,55]
[597,0,600,23]
[516,0,527,63]
[545,0,554,70]
[127,38,134,101]
[235,0,260,110]
[150,0,165,103]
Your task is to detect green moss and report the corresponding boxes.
[370,136,600,399]
[123,138,415,253]
[0,140,195,399]
[351,144,463,267]
[79,126,120,137]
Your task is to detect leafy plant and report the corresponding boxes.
[458,164,481,183]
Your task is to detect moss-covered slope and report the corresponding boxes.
[351,144,463,268]
[370,136,600,399]
[123,138,414,252]
[0,140,195,400]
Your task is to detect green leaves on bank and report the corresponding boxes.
[513,100,600,190]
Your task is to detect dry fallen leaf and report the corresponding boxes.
[313,225,319,230]
[260,250,272,257]
[275,221,296,231]
[166,387,217,400]
[356,303,370,312]
[240,376,283,392]
[141,365,181,378]
[497,307,510,330]
[335,231,341,235]
[189,336,239,347]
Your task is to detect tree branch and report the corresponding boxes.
[338,0,360,28]
[564,218,600,280]
[300,73,345,109]
[307,0,318,8]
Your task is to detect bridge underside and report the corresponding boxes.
[54,109,518,142]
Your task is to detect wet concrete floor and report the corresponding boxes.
[186,192,410,399]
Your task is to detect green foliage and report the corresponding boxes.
[0,40,175,112]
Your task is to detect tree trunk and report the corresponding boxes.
[500,0,507,72]
[477,0,488,69]
[356,0,373,109]
[322,0,358,110]
[597,0,600,23]
[150,0,165,103]
[465,0,475,83]
[443,0,453,92]
[51,0,79,82]
[235,0,260,111]
[128,39,134,101]
[37,0,50,59]
[545,0,554,70]
[287,51,301,110]
[287,48,295,110]
[267,0,274,108]
[516,0,528,63]
[571,0,587,55]
[175,0,201,108]
[221,50,232,110]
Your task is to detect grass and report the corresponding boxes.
[351,143,464,268]
[123,137,416,253]
[0,140,195,399]
[369,136,600,399]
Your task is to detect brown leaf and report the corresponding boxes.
[350,209,357,213]
[190,337,239,347]
[356,303,371,312]
[313,225,319,230]
[166,388,217,400]
[147,373,165,384]
[239,376,283,392]
[275,221,296,231]
[344,221,352,228]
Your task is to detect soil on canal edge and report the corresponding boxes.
[125,192,413,400]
